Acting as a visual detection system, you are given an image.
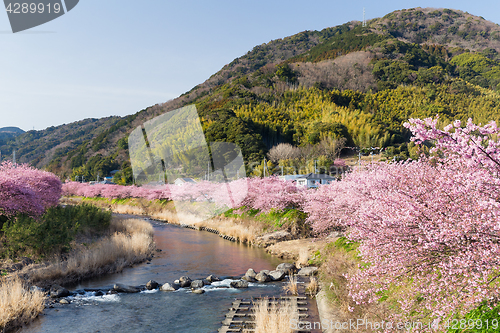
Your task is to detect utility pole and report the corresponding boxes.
[13,150,16,164]
[363,7,366,27]
[358,151,362,171]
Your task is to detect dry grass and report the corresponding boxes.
[67,197,266,244]
[282,275,298,296]
[253,298,298,333]
[296,248,309,268]
[150,209,179,224]
[306,276,319,297]
[112,205,145,216]
[110,217,154,237]
[197,216,262,243]
[28,218,154,285]
[0,277,46,332]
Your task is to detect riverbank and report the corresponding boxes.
[62,197,350,332]
[0,215,155,332]
[61,196,311,246]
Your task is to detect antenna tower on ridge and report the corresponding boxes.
[363,8,366,27]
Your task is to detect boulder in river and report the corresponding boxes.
[113,284,141,293]
[179,276,192,288]
[190,280,204,289]
[160,283,180,291]
[50,285,70,298]
[245,268,257,279]
[192,289,205,294]
[255,272,271,282]
[241,275,256,282]
[276,263,298,274]
[206,275,221,283]
[146,280,159,290]
[230,280,249,288]
[59,299,70,304]
[202,279,211,285]
[268,270,286,281]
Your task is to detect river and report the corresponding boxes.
[21,219,285,333]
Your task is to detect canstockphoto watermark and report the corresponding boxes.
[290,319,443,331]
[3,0,79,33]
[128,104,248,222]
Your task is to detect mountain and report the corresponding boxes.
[2,7,500,181]
[0,127,24,142]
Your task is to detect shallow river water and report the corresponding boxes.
[21,219,285,333]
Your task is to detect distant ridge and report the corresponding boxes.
[0,127,25,141]
[0,127,24,134]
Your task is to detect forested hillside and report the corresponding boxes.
[0,127,24,143]
[2,7,500,181]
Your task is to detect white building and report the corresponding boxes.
[292,173,337,188]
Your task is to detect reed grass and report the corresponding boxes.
[305,276,319,296]
[296,248,309,268]
[0,277,46,332]
[28,218,154,284]
[253,298,298,333]
[282,275,298,296]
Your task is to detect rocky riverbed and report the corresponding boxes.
[41,262,318,307]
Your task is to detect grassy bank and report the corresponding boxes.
[0,277,46,333]
[26,217,154,287]
[0,205,155,332]
[62,197,310,245]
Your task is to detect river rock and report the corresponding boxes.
[260,269,270,275]
[50,285,70,298]
[241,275,256,282]
[255,272,271,282]
[245,268,257,279]
[202,279,211,285]
[95,290,104,296]
[276,263,298,274]
[206,275,221,282]
[30,286,46,293]
[190,280,204,289]
[59,299,70,304]
[146,280,159,290]
[268,270,286,281]
[179,276,192,288]
[230,280,249,288]
[160,283,180,291]
[192,289,205,294]
[113,284,141,293]
[297,266,319,276]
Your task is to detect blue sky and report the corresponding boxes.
[1,0,499,131]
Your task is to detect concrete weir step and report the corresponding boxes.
[218,295,313,333]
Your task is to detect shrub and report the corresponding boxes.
[1,204,111,258]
